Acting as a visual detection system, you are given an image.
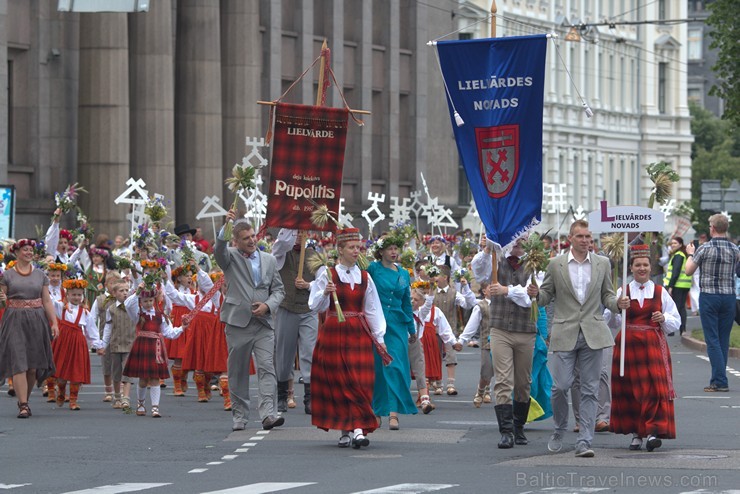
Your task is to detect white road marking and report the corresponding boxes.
[61,483,172,494]
[207,462,224,465]
[221,455,238,460]
[234,448,249,453]
[349,484,459,494]
[681,396,731,399]
[189,469,208,474]
[242,443,257,447]
[256,430,269,435]
[0,485,32,490]
[200,482,317,494]
[249,436,265,441]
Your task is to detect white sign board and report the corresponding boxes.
[587,201,665,233]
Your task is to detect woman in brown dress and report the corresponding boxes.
[0,239,59,418]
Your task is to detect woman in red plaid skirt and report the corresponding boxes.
[122,287,184,418]
[308,228,387,449]
[606,244,680,452]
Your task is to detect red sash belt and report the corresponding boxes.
[138,330,167,365]
[328,310,393,366]
[7,298,43,308]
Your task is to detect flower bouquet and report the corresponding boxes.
[521,233,550,322]
[223,163,257,241]
[452,267,472,284]
[54,183,87,216]
[144,196,168,228]
[74,210,95,242]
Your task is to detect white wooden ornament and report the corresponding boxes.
[115,177,149,237]
[436,206,459,230]
[244,137,268,169]
[196,195,229,240]
[389,196,412,225]
[239,174,268,231]
[720,211,732,223]
[362,192,386,236]
[659,199,676,217]
[574,205,586,221]
[338,198,354,227]
[543,183,568,214]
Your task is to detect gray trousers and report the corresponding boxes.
[571,344,613,423]
[479,347,494,384]
[274,308,318,383]
[408,337,426,391]
[225,320,277,427]
[551,331,604,447]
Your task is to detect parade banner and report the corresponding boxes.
[266,103,348,231]
[436,35,547,247]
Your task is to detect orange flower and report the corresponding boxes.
[62,279,89,290]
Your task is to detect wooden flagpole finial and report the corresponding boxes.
[316,39,330,106]
[490,0,497,38]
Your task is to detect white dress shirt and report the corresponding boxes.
[308,265,386,344]
[567,250,593,305]
[414,304,457,344]
[459,298,490,345]
[123,292,183,339]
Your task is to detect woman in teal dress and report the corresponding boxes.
[367,234,418,430]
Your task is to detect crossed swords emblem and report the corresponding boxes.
[483,135,512,185]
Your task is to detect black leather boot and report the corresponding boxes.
[277,381,289,413]
[513,399,531,445]
[494,404,515,449]
[303,382,311,415]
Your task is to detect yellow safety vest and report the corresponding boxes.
[663,251,692,289]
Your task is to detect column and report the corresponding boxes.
[129,0,175,203]
[78,13,130,237]
[0,0,7,182]
[175,0,222,225]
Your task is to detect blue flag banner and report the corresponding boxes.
[435,35,547,248]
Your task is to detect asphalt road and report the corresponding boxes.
[1,313,739,494]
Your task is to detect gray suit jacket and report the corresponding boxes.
[537,252,619,351]
[214,239,285,329]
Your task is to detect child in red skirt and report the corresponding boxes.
[51,279,105,410]
[164,263,230,409]
[163,263,193,397]
[122,285,184,418]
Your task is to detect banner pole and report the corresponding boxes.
[490,0,497,38]
[620,234,628,377]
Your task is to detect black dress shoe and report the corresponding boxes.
[352,433,369,449]
[646,436,662,452]
[262,415,285,430]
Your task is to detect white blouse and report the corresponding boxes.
[123,292,183,339]
[414,303,457,345]
[604,280,681,335]
[308,265,386,344]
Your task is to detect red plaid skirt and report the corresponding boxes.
[51,321,91,384]
[124,333,170,380]
[610,328,676,439]
[181,311,227,373]
[165,304,190,360]
[421,319,442,381]
[311,313,377,433]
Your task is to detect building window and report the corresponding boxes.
[459,32,473,41]
[688,28,703,60]
[658,62,667,114]
[658,0,667,20]
[458,158,471,206]
[688,86,703,106]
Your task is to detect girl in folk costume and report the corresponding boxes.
[51,279,106,410]
[606,244,680,452]
[410,285,461,413]
[43,262,69,403]
[308,227,388,449]
[122,283,184,418]
[164,263,230,410]
[85,247,109,304]
[458,282,494,408]
[163,262,194,397]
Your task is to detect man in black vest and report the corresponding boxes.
[272,229,318,414]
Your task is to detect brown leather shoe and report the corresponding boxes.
[595,420,609,432]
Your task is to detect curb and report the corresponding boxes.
[681,333,740,359]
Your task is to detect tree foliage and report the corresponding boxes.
[688,103,740,238]
[707,0,740,128]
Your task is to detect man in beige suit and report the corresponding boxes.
[528,220,624,457]
[215,211,285,432]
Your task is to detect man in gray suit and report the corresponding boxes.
[528,220,626,457]
[215,211,286,431]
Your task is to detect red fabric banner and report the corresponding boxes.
[266,103,348,231]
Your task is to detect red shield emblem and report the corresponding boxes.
[476,125,519,198]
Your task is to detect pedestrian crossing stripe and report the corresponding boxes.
[349,484,459,494]
[200,483,317,494]
[52,483,459,494]
[60,484,172,494]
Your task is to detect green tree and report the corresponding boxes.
[707,0,740,127]
[688,103,740,238]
